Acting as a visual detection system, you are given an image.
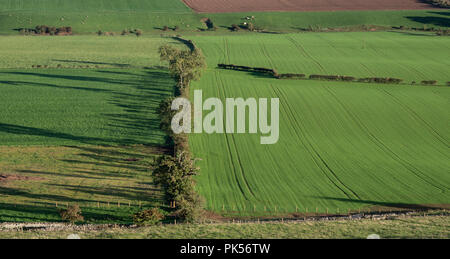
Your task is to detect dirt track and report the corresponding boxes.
[182,0,436,13]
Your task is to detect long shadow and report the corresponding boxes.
[406,11,450,27]
[52,59,132,68]
[47,184,160,203]
[315,196,449,211]
[0,122,108,144]
[0,79,113,93]
[0,71,139,86]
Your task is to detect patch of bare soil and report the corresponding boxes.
[0,174,44,183]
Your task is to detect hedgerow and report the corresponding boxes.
[153,42,207,223]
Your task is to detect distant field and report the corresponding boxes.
[189,32,450,216]
[0,36,185,69]
[183,0,436,13]
[0,0,191,13]
[0,2,448,34]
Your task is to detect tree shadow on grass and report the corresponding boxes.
[315,196,449,211]
[406,11,450,27]
[47,184,160,203]
[52,59,132,68]
[0,68,175,221]
[0,202,137,224]
[0,68,174,146]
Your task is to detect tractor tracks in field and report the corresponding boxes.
[285,35,326,73]
[272,85,360,200]
[223,38,231,64]
[213,71,256,201]
[324,86,447,192]
[379,88,449,148]
[259,42,277,70]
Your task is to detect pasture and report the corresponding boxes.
[0,0,449,34]
[1,214,449,239]
[182,0,435,13]
[188,32,450,215]
[0,36,178,223]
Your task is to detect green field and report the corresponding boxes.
[189,32,450,215]
[0,68,173,146]
[0,0,449,232]
[0,35,187,69]
[0,145,164,224]
[0,36,178,223]
[0,0,449,35]
[0,67,174,223]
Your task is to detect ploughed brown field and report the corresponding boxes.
[182,0,436,13]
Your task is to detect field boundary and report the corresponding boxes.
[217,63,449,86]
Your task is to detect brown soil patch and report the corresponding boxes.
[0,174,44,183]
[182,0,436,13]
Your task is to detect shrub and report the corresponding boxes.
[278,73,306,80]
[231,24,240,32]
[59,204,84,223]
[173,190,205,223]
[133,208,165,225]
[358,77,403,84]
[205,18,216,31]
[246,22,255,31]
[421,80,437,85]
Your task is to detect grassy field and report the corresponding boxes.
[0,145,164,224]
[189,32,450,216]
[0,67,174,222]
[1,215,448,239]
[0,35,186,69]
[191,31,450,83]
[0,1,448,35]
[0,68,173,146]
[0,35,179,223]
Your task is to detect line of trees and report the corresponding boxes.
[152,43,207,223]
[20,25,72,35]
